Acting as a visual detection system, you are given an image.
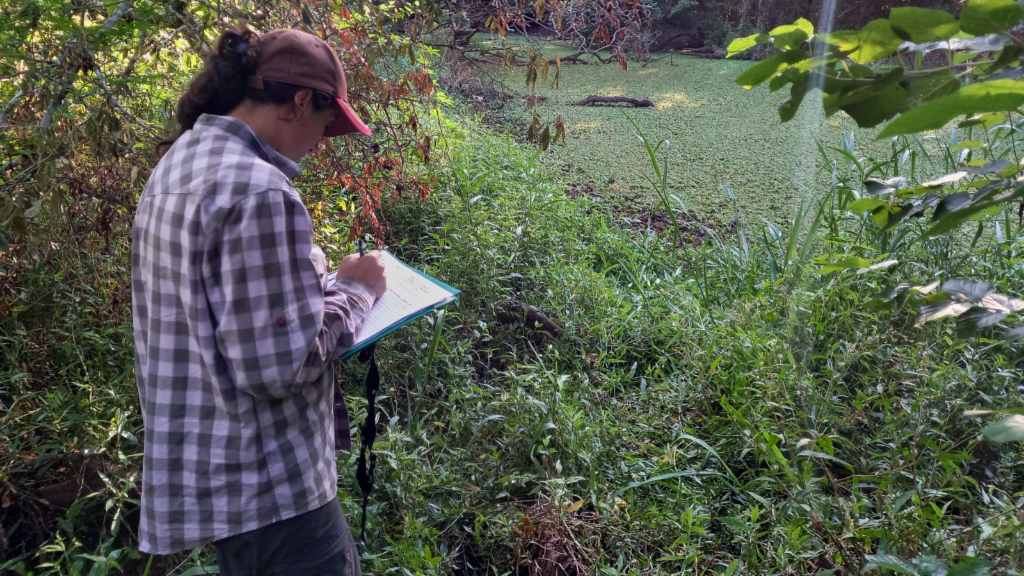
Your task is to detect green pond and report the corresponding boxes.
[473,38,951,227]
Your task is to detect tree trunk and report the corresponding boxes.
[574,95,654,107]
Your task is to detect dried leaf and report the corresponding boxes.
[942,278,994,302]
[921,171,969,188]
[520,515,534,536]
[980,292,1024,313]
[914,300,972,326]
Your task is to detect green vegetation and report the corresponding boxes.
[5,0,1024,575]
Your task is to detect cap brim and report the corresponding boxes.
[324,97,371,137]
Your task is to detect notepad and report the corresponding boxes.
[326,251,459,359]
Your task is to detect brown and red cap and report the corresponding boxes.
[249,29,370,137]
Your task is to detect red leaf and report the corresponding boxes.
[339,29,355,50]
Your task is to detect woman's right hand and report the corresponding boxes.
[335,250,387,299]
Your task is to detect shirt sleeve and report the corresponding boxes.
[210,189,376,399]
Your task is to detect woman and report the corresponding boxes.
[131,27,385,575]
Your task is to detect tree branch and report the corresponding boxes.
[91,64,162,139]
[102,0,134,32]
[38,83,73,134]
[0,87,24,128]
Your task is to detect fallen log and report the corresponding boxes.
[574,95,654,107]
[514,50,612,66]
[497,300,563,338]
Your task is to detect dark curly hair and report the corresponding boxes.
[160,28,336,151]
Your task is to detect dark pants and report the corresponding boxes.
[214,499,361,576]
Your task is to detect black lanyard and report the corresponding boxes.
[354,342,378,552]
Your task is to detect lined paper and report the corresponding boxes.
[328,251,457,356]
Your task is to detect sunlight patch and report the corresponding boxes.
[656,92,704,110]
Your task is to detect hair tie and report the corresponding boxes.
[237,41,249,54]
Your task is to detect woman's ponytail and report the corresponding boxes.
[159,26,338,155]
[161,28,259,148]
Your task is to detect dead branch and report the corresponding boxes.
[497,300,563,338]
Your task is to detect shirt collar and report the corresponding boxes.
[194,114,302,179]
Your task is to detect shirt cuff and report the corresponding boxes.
[329,277,376,314]
[321,277,377,353]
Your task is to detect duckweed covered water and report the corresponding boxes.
[476,39,945,226]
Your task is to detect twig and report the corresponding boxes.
[38,84,73,134]
[91,64,162,139]
[0,87,24,128]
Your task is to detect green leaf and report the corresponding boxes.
[947,560,993,576]
[951,140,985,151]
[179,567,221,576]
[769,68,798,92]
[735,50,805,89]
[823,68,906,126]
[890,7,960,42]
[903,69,961,109]
[797,449,855,471]
[718,516,750,533]
[925,181,1024,238]
[771,18,814,51]
[981,414,1024,442]
[849,198,890,213]
[871,205,899,227]
[878,79,1024,138]
[955,51,980,65]
[932,192,972,221]
[778,72,809,122]
[23,199,44,219]
[727,33,770,58]
[961,0,1023,35]
[959,112,1007,128]
[825,20,903,64]
[817,256,871,274]
[839,81,908,128]
[863,554,919,575]
[983,46,1024,76]
[620,470,724,491]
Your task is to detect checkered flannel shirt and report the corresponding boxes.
[131,114,375,554]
